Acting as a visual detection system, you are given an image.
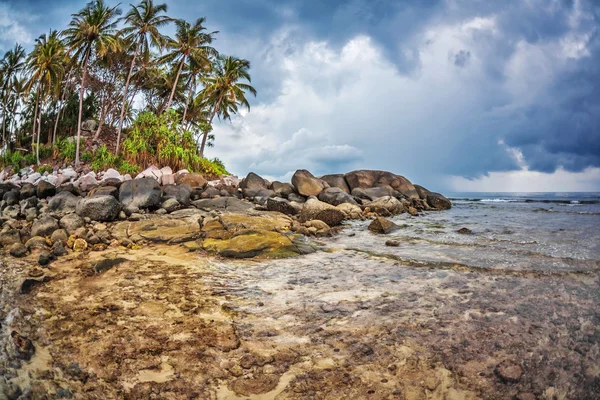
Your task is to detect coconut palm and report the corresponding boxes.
[63,0,122,166]
[181,54,211,125]
[115,0,171,155]
[197,55,256,157]
[1,44,26,144]
[159,17,217,111]
[26,30,66,164]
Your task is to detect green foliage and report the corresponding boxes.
[55,138,77,161]
[81,151,93,162]
[1,151,25,171]
[32,144,53,160]
[91,144,118,171]
[116,160,139,175]
[37,164,53,174]
[24,153,36,165]
[122,110,227,177]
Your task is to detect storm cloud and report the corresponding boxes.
[1,0,598,190]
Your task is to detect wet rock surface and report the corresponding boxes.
[1,235,599,399]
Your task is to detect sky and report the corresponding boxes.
[0,0,599,192]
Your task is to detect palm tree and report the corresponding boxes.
[115,0,171,155]
[198,55,256,157]
[1,44,26,145]
[63,0,121,166]
[181,54,211,125]
[27,30,66,164]
[159,17,217,111]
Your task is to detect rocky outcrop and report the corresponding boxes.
[47,191,79,216]
[427,192,451,210]
[266,197,300,216]
[192,197,254,213]
[119,177,162,209]
[368,217,398,234]
[240,172,273,199]
[291,170,328,197]
[76,196,121,222]
[163,184,192,207]
[176,172,208,188]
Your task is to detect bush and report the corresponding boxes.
[1,151,25,170]
[37,164,53,174]
[55,138,77,161]
[81,151,93,162]
[116,160,139,175]
[91,145,118,171]
[122,110,227,178]
[24,153,36,166]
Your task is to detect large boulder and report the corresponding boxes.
[291,170,328,197]
[344,170,418,199]
[266,197,300,216]
[299,197,345,226]
[320,174,350,193]
[271,181,295,198]
[119,177,162,209]
[3,190,19,206]
[47,191,80,215]
[413,184,430,200]
[36,180,56,199]
[89,186,118,198]
[112,209,203,244]
[163,184,192,207]
[239,172,271,198]
[31,216,60,237]
[336,203,363,220]
[60,213,85,235]
[76,195,121,222]
[74,173,99,192]
[20,183,36,199]
[351,186,397,201]
[176,173,208,188]
[192,197,254,213]
[427,192,452,210]
[318,187,358,206]
[363,196,405,216]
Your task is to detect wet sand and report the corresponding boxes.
[1,243,599,399]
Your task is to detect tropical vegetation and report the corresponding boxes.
[0,0,255,177]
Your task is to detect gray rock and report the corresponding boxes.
[318,187,358,206]
[38,251,54,266]
[352,186,398,201]
[76,195,121,222]
[31,216,60,237]
[119,177,161,209]
[37,180,56,199]
[9,242,27,257]
[51,229,69,244]
[161,198,180,213]
[0,228,20,247]
[47,191,80,215]
[60,213,85,235]
[20,183,36,199]
[287,193,306,203]
[427,192,452,210]
[52,241,67,256]
[25,207,38,222]
[192,197,254,213]
[320,174,350,193]
[200,186,221,199]
[89,186,118,198]
[19,197,38,214]
[239,172,269,198]
[344,170,419,199]
[271,181,295,197]
[266,197,299,216]
[2,190,19,206]
[163,184,191,206]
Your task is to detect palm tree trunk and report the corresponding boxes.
[36,83,44,165]
[32,87,39,148]
[115,41,140,155]
[199,104,218,158]
[181,75,195,125]
[75,50,90,167]
[166,57,185,111]
[53,97,63,145]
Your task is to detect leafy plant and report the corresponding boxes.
[55,138,77,161]
[37,164,53,174]
[1,151,24,171]
[91,144,118,171]
[116,160,139,175]
[24,153,36,166]
[81,151,93,162]
[121,109,227,178]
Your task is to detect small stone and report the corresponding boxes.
[516,393,536,400]
[9,243,27,258]
[457,227,473,234]
[29,267,45,277]
[73,238,88,252]
[494,360,523,383]
[385,240,400,247]
[11,331,35,360]
[50,229,69,245]
[52,241,68,256]
[368,217,398,234]
[38,251,54,266]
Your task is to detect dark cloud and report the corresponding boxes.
[1,0,598,187]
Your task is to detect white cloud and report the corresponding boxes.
[0,4,35,51]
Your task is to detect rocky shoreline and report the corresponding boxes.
[0,166,450,264]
